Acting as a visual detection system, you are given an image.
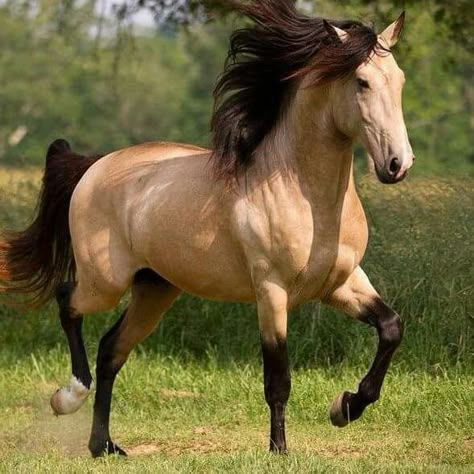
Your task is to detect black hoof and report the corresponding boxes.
[89,439,127,458]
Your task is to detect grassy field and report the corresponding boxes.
[0,168,472,472]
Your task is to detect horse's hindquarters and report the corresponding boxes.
[68,145,256,312]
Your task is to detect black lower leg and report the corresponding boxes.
[337,299,403,423]
[56,282,92,388]
[88,312,127,458]
[261,338,291,453]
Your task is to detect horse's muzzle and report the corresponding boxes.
[376,155,413,184]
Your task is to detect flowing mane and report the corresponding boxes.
[210,0,382,181]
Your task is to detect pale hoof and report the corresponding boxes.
[329,392,349,428]
[50,376,92,415]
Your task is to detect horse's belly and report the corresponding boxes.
[144,242,255,302]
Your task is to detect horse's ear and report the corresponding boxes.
[380,11,405,48]
[323,20,349,44]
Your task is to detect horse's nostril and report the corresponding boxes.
[389,157,401,175]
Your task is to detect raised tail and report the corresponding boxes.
[0,139,103,308]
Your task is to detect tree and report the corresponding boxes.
[0,1,220,163]
[0,0,471,173]
[356,0,473,53]
[124,0,472,53]
[113,0,213,25]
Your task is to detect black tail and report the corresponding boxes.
[0,139,103,308]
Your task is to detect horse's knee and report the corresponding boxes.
[380,313,404,348]
[363,299,403,348]
[373,304,404,348]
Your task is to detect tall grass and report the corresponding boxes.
[0,170,472,372]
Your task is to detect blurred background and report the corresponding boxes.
[0,0,472,175]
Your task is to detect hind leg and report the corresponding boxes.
[88,270,181,457]
[50,274,126,415]
[50,282,93,415]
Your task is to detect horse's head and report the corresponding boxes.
[329,14,414,184]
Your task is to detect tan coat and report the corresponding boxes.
[69,22,413,347]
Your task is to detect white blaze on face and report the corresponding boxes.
[50,376,93,415]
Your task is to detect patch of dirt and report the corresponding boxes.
[193,426,212,435]
[11,394,90,457]
[159,388,198,399]
[128,427,231,457]
[294,430,403,460]
[127,439,229,457]
[127,444,161,456]
[157,438,230,456]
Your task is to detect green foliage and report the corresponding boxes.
[0,3,229,164]
[400,10,472,174]
[357,0,474,53]
[0,1,472,174]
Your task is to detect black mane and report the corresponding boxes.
[210,0,381,181]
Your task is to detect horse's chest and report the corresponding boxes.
[296,199,369,301]
[237,192,368,303]
[295,240,362,302]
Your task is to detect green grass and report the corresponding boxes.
[0,352,473,472]
[0,172,473,472]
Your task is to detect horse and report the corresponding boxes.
[0,0,414,457]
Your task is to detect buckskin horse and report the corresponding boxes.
[0,0,413,457]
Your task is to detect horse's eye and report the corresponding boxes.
[357,78,370,89]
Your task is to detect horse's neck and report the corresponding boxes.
[254,87,355,206]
